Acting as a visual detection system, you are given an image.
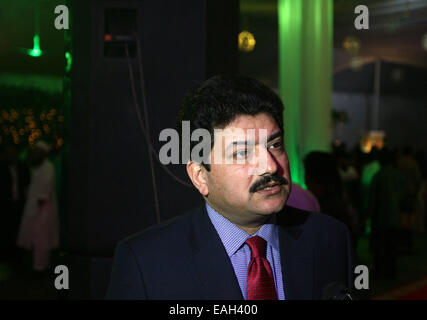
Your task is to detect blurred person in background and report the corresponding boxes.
[49,147,66,246]
[304,152,359,254]
[368,148,405,279]
[335,148,361,225]
[336,149,359,184]
[396,146,422,253]
[16,140,59,274]
[413,149,426,233]
[0,143,30,264]
[360,147,381,236]
[286,182,321,212]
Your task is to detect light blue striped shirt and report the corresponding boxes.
[206,202,285,300]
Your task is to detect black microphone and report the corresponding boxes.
[321,282,354,300]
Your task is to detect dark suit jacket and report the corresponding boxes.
[106,204,354,300]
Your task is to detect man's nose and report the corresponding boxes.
[264,149,278,175]
[250,146,278,176]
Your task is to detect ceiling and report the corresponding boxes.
[239,0,427,88]
[334,0,427,71]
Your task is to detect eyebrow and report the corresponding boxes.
[225,131,283,151]
[266,131,282,142]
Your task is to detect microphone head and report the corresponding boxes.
[322,282,354,300]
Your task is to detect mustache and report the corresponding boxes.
[249,174,288,193]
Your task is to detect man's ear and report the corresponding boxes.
[186,161,209,196]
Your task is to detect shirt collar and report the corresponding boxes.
[205,202,280,257]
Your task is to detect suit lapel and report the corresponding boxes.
[277,206,314,300]
[188,204,243,300]
[186,204,315,300]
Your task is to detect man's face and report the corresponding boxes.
[204,112,291,226]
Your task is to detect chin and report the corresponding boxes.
[256,197,287,215]
[256,187,289,213]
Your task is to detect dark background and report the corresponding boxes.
[0,0,426,299]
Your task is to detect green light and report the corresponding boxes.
[65,52,72,72]
[27,34,43,57]
[0,264,12,283]
[278,0,304,187]
[0,73,63,93]
[365,218,371,235]
[278,0,333,189]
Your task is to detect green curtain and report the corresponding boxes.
[278,0,333,187]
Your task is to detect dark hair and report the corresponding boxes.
[177,75,284,170]
[304,151,343,193]
[379,148,396,166]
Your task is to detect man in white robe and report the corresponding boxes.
[17,141,59,271]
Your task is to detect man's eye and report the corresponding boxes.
[269,141,283,150]
[234,150,248,158]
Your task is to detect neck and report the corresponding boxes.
[206,200,275,235]
[238,224,263,235]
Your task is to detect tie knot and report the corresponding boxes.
[245,236,266,258]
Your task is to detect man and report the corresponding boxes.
[0,144,30,262]
[368,149,405,279]
[360,147,381,235]
[396,147,422,253]
[16,140,59,272]
[107,75,354,300]
[304,151,358,248]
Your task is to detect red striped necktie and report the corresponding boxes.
[245,235,278,300]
